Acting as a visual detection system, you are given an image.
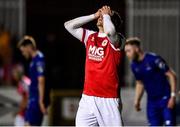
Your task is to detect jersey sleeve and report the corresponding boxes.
[36,59,45,77]
[154,56,169,73]
[81,28,95,46]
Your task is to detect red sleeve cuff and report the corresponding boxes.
[82,28,86,44]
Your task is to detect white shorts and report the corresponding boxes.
[76,94,123,126]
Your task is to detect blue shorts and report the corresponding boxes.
[25,99,43,126]
[147,97,176,126]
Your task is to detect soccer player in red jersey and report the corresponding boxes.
[12,64,30,126]
[64,6,125,126]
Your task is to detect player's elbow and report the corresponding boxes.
[170,69,176,78]
[172,71,177,81]
[64,21,69,30]
[64,21,74,32]
[167,69,177,81]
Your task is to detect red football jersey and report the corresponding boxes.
[82,29,123,98]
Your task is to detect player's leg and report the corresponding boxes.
[94,97,123,126]
[161,98,176,126]
[24,105,30,126]
[163,107,176,126]
[75,94,98,126]
[25,100,43,126]
[147,101,163,126]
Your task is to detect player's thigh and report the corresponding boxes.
[25,102,43,126]
[76,108,98,126]
[75,96,98,126]
[147,103,163,126]
[97,98,123,126]
[163,107,176,126]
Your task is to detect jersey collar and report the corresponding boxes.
[98,32,107,37]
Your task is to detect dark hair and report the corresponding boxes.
[125,37,141,47]
[111,11,123,32]
[17,35,36,49]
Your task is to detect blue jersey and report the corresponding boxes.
[131,52,170,100]
[29,51,45,100]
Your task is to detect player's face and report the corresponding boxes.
[125,45,139,61]
[20,46,30,59]
[97,15,103,28]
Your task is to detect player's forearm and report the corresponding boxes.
[38,77,45,103]
[64,14,95,31]
[170,78,176,94]
[103,14,116,36]
[39,83,45,103]
[64,14,95,41]
[103,14,119,45]
[167,71,177,95]
[135,82,144,102]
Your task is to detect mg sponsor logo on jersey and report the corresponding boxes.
[88,45,104,61]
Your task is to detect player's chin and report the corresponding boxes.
[132,57,138,61]
[96,23,103,28]
[127,56,134,61]
[24,55,30,60]
[128,57,133,61]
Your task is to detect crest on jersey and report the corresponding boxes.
[37,66,44,73]
[158,61,166,69]
[91,37,95,42]
[102,39,108,47]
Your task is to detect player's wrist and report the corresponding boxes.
[134,99,140,104]
[92,13,98,19]
[94,13,98,19]
[102,14,110,17]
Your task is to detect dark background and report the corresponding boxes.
[23,0,126,89]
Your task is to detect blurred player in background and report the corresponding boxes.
[65,5,125,126]
[12,63,30,126]
[18,35,47,126]
[124,37,177,126]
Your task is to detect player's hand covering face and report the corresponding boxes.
[96,6,113,28]
[101,6,112,15]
